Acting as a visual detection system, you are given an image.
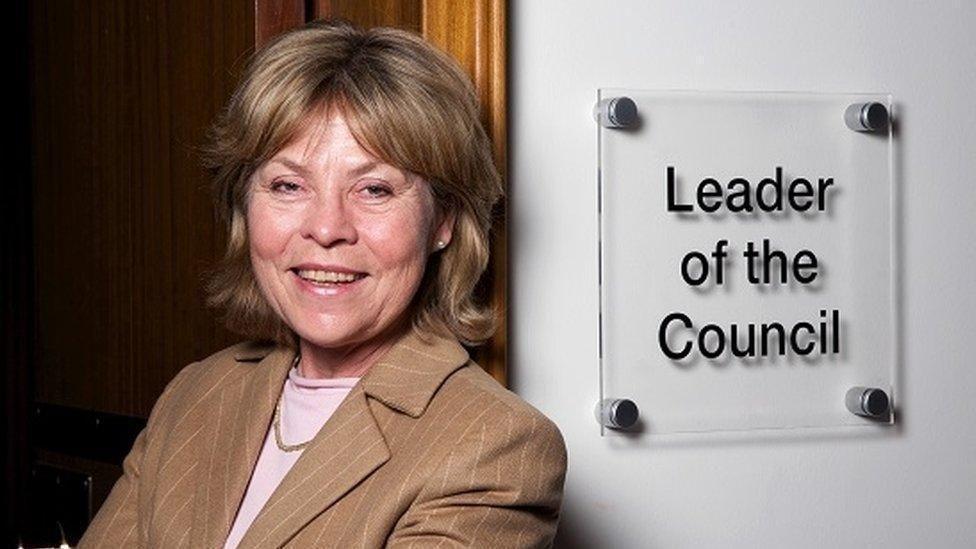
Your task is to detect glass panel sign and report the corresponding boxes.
[597,90,896,435]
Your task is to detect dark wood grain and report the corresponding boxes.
[29,0,258,417]
[314,0,423,33]
[256,0,306,48]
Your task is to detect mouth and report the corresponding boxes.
[291,268,368,287]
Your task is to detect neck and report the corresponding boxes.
[296,319,411,380]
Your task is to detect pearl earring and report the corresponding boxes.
[436,240,446,249]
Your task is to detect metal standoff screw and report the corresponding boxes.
[845,386,891,419]
[844,102,889,132]
[595,398,639,429]
[594,96,638,129]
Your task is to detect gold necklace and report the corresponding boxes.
[273,353,311,453]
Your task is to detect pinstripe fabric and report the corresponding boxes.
[78,327,568,548]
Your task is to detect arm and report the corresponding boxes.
[77,364,195,548]
[387,409,568,548]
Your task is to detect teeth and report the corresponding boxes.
[296,269,362,283]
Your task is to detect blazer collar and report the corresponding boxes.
[231,326,471,417]
[360,327,470,417]
[198,326,470,548]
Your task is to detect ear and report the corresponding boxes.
[431,205,457,252]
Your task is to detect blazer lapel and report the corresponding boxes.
[360,328,471,418]
[190,343,295,548]
[236,327,470,548]
[236,384,390,549]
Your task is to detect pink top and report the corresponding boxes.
[223,365,360,549]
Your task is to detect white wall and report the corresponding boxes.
[509,2,976,547]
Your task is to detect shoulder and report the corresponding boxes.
[152,341,275,418]
[392,360,568,542]
[170,340,268,385]
[431,360,567,465]
[447,362,555,421]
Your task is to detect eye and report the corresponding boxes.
[269,180,302,194]
[361,182,392,199]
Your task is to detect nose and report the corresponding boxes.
[301,193,358,248]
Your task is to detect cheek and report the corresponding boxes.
[363,211,432,270]
[248,202,298,260]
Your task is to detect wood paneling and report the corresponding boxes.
[314,0,423,33]
[30,0,257,417]
[255,0,306,48]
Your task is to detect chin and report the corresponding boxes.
[294,326,366,349]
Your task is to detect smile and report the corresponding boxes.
[294,269,368,285]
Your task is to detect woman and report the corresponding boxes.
[79,19,567,549]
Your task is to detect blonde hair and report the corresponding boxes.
[199,19,502,348]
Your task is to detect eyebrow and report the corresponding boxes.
[265,157,390,178]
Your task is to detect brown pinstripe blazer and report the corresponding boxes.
[78,327,567,548]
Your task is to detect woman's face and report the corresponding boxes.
[247,109,453,353]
